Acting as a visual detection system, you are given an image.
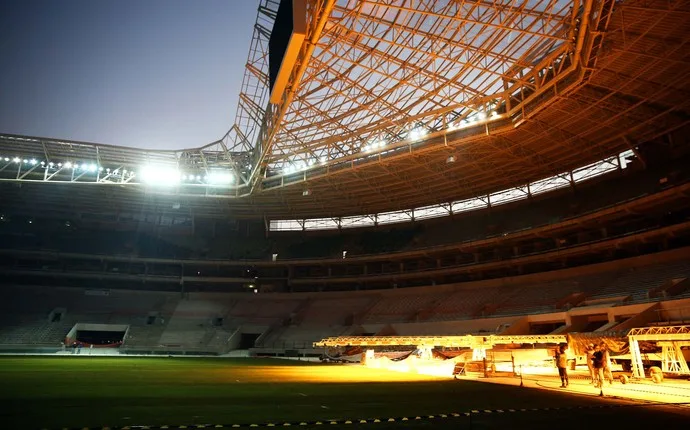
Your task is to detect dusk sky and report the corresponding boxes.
[0,1,257,150]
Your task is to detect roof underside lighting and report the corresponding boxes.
[139,165,181,187]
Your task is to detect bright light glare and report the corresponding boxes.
[139,165,181,187]
[208,171,235,185]
[409,127,427,141]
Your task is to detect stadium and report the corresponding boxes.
[1,0,690,428]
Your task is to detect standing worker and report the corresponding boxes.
[556,344,570,388]
[592,344,605,388]
[601,342,614,384]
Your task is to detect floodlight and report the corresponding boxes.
[207,171,235,185]
[476,112,487,121]
[409,127,427,141]
[4,158,9,161]
[139,164,181,187]
[88,164,97,172]
[29,159,37,165]
[64,162,73,169]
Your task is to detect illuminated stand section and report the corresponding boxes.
[317,327,690,387]
[315,334,568,378]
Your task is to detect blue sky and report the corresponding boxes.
[0,0,257,149]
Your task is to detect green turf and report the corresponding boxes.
[0,356,641,429]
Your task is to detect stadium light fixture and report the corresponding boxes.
[409,127,427,141]
[29,159,37,165]
[12,157,20,163]
[64,162,73,169]
[139,164,181,187]
[207,171,235,185]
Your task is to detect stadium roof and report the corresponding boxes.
[1,0,689,220]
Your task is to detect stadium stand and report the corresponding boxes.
[1,0,689,361]
[2,244,689,356]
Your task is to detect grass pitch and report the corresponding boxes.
[0,356,686,429]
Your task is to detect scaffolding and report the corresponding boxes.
[313,334,567,349]
[627,325,690,379]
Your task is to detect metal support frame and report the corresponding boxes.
[2,0,688,222]
[313,334,567,349]
[627,325,690,379]
[659,341,690,374]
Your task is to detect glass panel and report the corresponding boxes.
[340,215,375,228]
[451,197,488,213]
[489,187,528,206]
[414,204,450,220]
[572,157,618,182]
[529,174,571,195]
[269,220,303,231]
[304,218,339,230]
[377,211,413,225]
